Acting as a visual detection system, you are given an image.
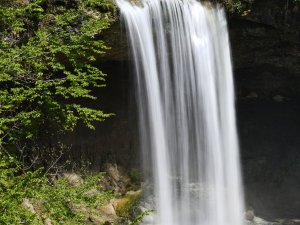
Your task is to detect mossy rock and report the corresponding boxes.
[112,190,142,218]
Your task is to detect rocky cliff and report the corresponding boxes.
[67,0,300,219]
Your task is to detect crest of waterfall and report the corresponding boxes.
[117,0,245,224]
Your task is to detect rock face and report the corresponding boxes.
[230,0,300,98]
[230,0,300,219]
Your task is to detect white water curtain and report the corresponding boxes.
[117,0,245,224]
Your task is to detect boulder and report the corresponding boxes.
[63,173,84,186]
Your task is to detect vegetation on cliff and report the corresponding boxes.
[222,0,300,15]
[0,0,116,158]
[0,152,116,224]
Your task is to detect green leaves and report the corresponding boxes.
[0,0,115,147]
[221,0,254,14]
[0,153,114,225]
[0,1,118,223]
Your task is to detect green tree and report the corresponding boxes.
[0,0,116,155]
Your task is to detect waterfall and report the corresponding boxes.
[117,0,245,224]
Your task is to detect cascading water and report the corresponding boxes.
[117,0,245,224]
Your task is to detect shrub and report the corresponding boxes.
[0,152,115,225]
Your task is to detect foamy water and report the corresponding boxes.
[117,0,245,224]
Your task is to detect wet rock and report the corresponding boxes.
[245,209,255,221]
[245,216,280,225]
[244,216,300,225]
[112,190,142,217]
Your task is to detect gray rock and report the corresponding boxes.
[63,173,84,186]
[245,209,255,221]
[273,95,285,102]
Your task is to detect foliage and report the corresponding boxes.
[0,152,115,225]
[0,0,116,151]
[127,209,153,225]
[221,0,254,14]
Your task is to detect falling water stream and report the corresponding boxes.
[117,0,245,224]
